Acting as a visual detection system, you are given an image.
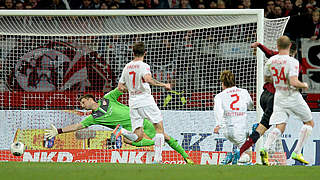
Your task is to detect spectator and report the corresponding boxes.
[242,0,251,9]
[307,0,318,8]
[274,5,283,18]
[68,0,82,9]
[275,0,285,9]
[302,10,320,40]
[15,1,24,9]
[24,3,33,9]
[92,0,101,9]
[283,0,294,16]
[291,0,305,16]
[208,0,217,8]
[109,2,120,9]
[152,0,170,8]
[79,0,93,9]
[179,0,191,9]
[197,3,205,9]
[4,0,14,9]
[50,0,67,9]
[136,1,145,9]
[237,4,244,8]
[100,2,108,9]
[265,0,276,18]
[217,0,225,9]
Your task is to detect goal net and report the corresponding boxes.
[0,10,289,165]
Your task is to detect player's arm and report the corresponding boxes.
[246,90,254,110]
[105,88,124,101]
[45,123,85,139]
[143,74,171,90]
[117,83,127,93]
[117,68,127,93]
[289,76,308,89]
[213,95,224,134]
[251,42,278,58]
[289,59,308,89]
[264,60,273,83]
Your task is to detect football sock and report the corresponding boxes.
[264,128,281,151]
[132,138,155,147]
[166,136,189,159]
[294,125,313,154]
[240,131,260,155]
[154,133,164,162]
[121,128,138,142]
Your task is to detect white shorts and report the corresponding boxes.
[130,104,163,131]
[223,127,248,148]
[270,95,313,125]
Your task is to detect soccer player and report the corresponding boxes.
[213,70,254,165]
[117,42,172,163]
[44,88,193,164]
[239,41,297,158]
[260,35,314,166]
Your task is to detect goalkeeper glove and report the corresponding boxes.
[45,124,61,139]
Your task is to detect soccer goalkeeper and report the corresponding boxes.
[45,88,193,164]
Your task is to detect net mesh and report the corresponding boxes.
[0,12,289,165]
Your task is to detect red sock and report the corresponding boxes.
[240,137,254,155]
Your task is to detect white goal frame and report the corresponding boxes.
[0,9,265,119]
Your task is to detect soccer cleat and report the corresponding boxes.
[260,148,269,166]
[184,157,194,164]
[232,150,240,165]
[291,152,309,164]
[110,124,122,143]
[223,152,233,165]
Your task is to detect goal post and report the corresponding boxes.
[0,10,289,164]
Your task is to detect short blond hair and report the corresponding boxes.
[277,35,291,50]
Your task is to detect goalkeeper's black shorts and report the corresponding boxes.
[259,89,274,129]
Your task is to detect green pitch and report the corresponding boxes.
[1,162,319,180]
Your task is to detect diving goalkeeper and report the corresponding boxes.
[45,88,193,164]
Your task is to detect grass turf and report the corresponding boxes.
[1,162,319,180]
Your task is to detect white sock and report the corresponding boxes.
[294,125,313,154]
[264,128,281,152]
[154,133,164,163]
[120,128,138,142]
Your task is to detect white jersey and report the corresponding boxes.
[119,60,156,108]
[214,86,253,129]
[264,54,300,106]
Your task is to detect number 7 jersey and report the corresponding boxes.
[119,60,156,108]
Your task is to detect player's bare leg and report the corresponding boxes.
[153,121,165,163]
[291,120,314,164]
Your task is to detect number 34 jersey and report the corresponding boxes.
[214,86,253,128]
[119,60,156,108]
[264,55,300,105]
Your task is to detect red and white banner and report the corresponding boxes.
[0,149,231,165]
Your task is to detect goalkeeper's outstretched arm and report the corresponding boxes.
[45,123,85,139]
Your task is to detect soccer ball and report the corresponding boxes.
[10,142,25,156]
